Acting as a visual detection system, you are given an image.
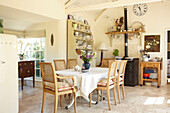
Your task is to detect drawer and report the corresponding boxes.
[143,64,158,67]
[19,62,34,67]
[20,67,34,77]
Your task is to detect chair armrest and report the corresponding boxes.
[56,76,75,86]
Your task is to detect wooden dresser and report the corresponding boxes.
[18,61,35,90]
[140,61,162,88]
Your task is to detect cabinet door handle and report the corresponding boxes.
[0,61,5,64]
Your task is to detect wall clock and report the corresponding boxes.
[133,3,147,16]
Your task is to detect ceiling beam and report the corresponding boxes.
[95,9,107,22]
[65,0,78,9]
[66,0,163,13]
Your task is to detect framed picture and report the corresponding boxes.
[144,35,160,52]
[0,19,3,33]
[84,20,88,25]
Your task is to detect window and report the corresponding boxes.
[18,38,45,77]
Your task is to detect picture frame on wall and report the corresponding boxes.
[0,19,3,33]
[144,35,160,52]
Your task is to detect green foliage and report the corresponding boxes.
[113,49,119,56]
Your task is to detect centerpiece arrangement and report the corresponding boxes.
[80,50,96,70]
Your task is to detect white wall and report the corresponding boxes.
[128,1,170,86]
[89,1,170,86]
[45,20,67,62]
[0,0,65,20]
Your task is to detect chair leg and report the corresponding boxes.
[122,84,125,100]
[107,89,111,110]
[113,87,117,105]
[54,94,58,113]
[60,95,62,107]
[101,90,103,101]
[74,92,77,113]
[97,89,99,102]
[117,85,121,104]
[89,93,92,107]
[69,94,71,102]
[41,92,46,113]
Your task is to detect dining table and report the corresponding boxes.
[55,67,109,109]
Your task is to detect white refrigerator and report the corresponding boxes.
[0,34,18,113]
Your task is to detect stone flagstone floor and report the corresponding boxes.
[19,85,170,113]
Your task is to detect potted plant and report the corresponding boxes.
[113,49,119,58]
[80,50,96,70]
[18,40,31,60]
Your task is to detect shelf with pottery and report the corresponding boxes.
[105,30,145,47]
[105,30,145,35]
[67,17,93,64]
[75,38,93,52]
[68,19,90,27]
[74,29,92,35]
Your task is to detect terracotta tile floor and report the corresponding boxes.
[19,85,170,113]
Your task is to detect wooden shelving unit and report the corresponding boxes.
[67,19,93,65]
[74,29,92,35]
[68,19,90,27]
[143,79,158,82]
[105,30,145,35]
[140,61,162,88]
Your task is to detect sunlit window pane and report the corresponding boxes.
[17,38,45,77]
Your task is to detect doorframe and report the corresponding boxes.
[165,28,170,84]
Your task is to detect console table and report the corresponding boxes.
[18,61,35,90]
[140,61,162,88]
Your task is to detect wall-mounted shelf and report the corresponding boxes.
[105,30,145,47]
[74,29,92,35]
[76,49,93,51]
[105,30,145,35]
[68,19,90,27]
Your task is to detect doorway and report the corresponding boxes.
[167,31,170,83]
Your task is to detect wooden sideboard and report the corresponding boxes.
[140,61,162,88]
[18,61,35,90]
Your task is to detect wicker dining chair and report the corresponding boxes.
[99,59,115,101]
[100,58,115,68]
[53,59,68,107]
[39,62,76,113]
[53,59,66,71]
[90,61,119,110]
[116,60,127,104]
[68,59,77,69]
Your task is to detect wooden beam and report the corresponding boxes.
[66,0,163,13]
[65,0,78,9]
[95,9,107,22]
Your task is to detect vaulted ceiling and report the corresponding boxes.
[0,0,165,31]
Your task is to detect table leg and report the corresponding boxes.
[65,91,97,109]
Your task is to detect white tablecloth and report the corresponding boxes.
[56,67,108,98]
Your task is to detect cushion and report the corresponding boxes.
[118,77,123,81]
[97,78,114,87]
[45,82,73,92]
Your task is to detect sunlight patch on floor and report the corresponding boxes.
[144,97,164,105]
[167,99,170,104]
